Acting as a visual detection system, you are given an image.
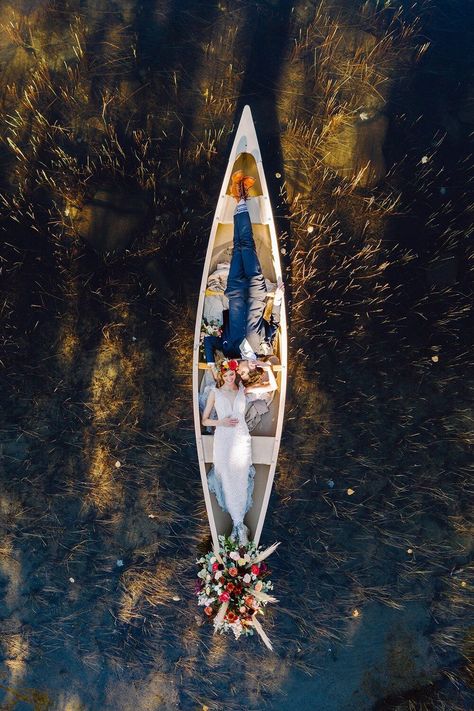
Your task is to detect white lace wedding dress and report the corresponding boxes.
[208,384,255,542]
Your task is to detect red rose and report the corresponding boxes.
[226,611,238,623]
[204,606,213,617]
[219,591,230,603]
[212,562,219,571]
[228,566,238,577]
[228,359,239,371]
[251,564,260,575]
[226,582,235,593]
[234,584,243,595]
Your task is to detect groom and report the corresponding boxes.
[204,171,283,370]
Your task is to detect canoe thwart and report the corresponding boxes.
[198,362,282,371]
[202,434,275,465]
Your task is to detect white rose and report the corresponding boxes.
[229,551,240,561]
[243,573,251,584]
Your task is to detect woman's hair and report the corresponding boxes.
[214,350,241,388]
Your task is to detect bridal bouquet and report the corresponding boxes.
[196,536,279,650]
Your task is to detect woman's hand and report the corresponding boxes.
[219,417,239,427]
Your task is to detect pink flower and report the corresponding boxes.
[228,567,238,577]
[212,562,219,571]
[219,591,230,603]
[244,595,257,609]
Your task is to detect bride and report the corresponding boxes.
[201,361,254,545]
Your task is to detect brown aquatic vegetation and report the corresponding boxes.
[0,0,472,709]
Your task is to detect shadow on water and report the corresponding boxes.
[235,0,294,208]
[1,0,473,709]
[135,0,222,143]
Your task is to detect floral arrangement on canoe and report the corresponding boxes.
[196,536,279,650]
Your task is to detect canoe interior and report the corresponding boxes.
[196,151,284,542]
[203,462,271,544]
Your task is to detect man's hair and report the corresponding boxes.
[245,366,264,386]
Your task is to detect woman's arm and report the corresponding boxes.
[208,363,218,382]
[201,390,238,427]
[202,390,217,427]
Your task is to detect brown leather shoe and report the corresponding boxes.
[242,175,255,191]
[238,175,255,200]
[230,171,256,200]
[230,170,244,199]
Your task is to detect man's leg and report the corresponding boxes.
[233,209,268,352]
[224,210,248,351]
[203,335,223,364]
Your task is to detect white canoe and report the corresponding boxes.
[192,105,287,551]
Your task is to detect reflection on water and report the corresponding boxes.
[0,0,472,709]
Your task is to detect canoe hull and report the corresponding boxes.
[193,106,287,549]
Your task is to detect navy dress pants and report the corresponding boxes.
[204,209,267,361]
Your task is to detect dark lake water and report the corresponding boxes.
[0,1,472,709]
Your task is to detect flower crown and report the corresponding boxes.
[220,359,239,373]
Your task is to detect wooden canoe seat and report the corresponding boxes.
[205,288,276,297]
[198,362,283,371]
[201,435,276,465]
